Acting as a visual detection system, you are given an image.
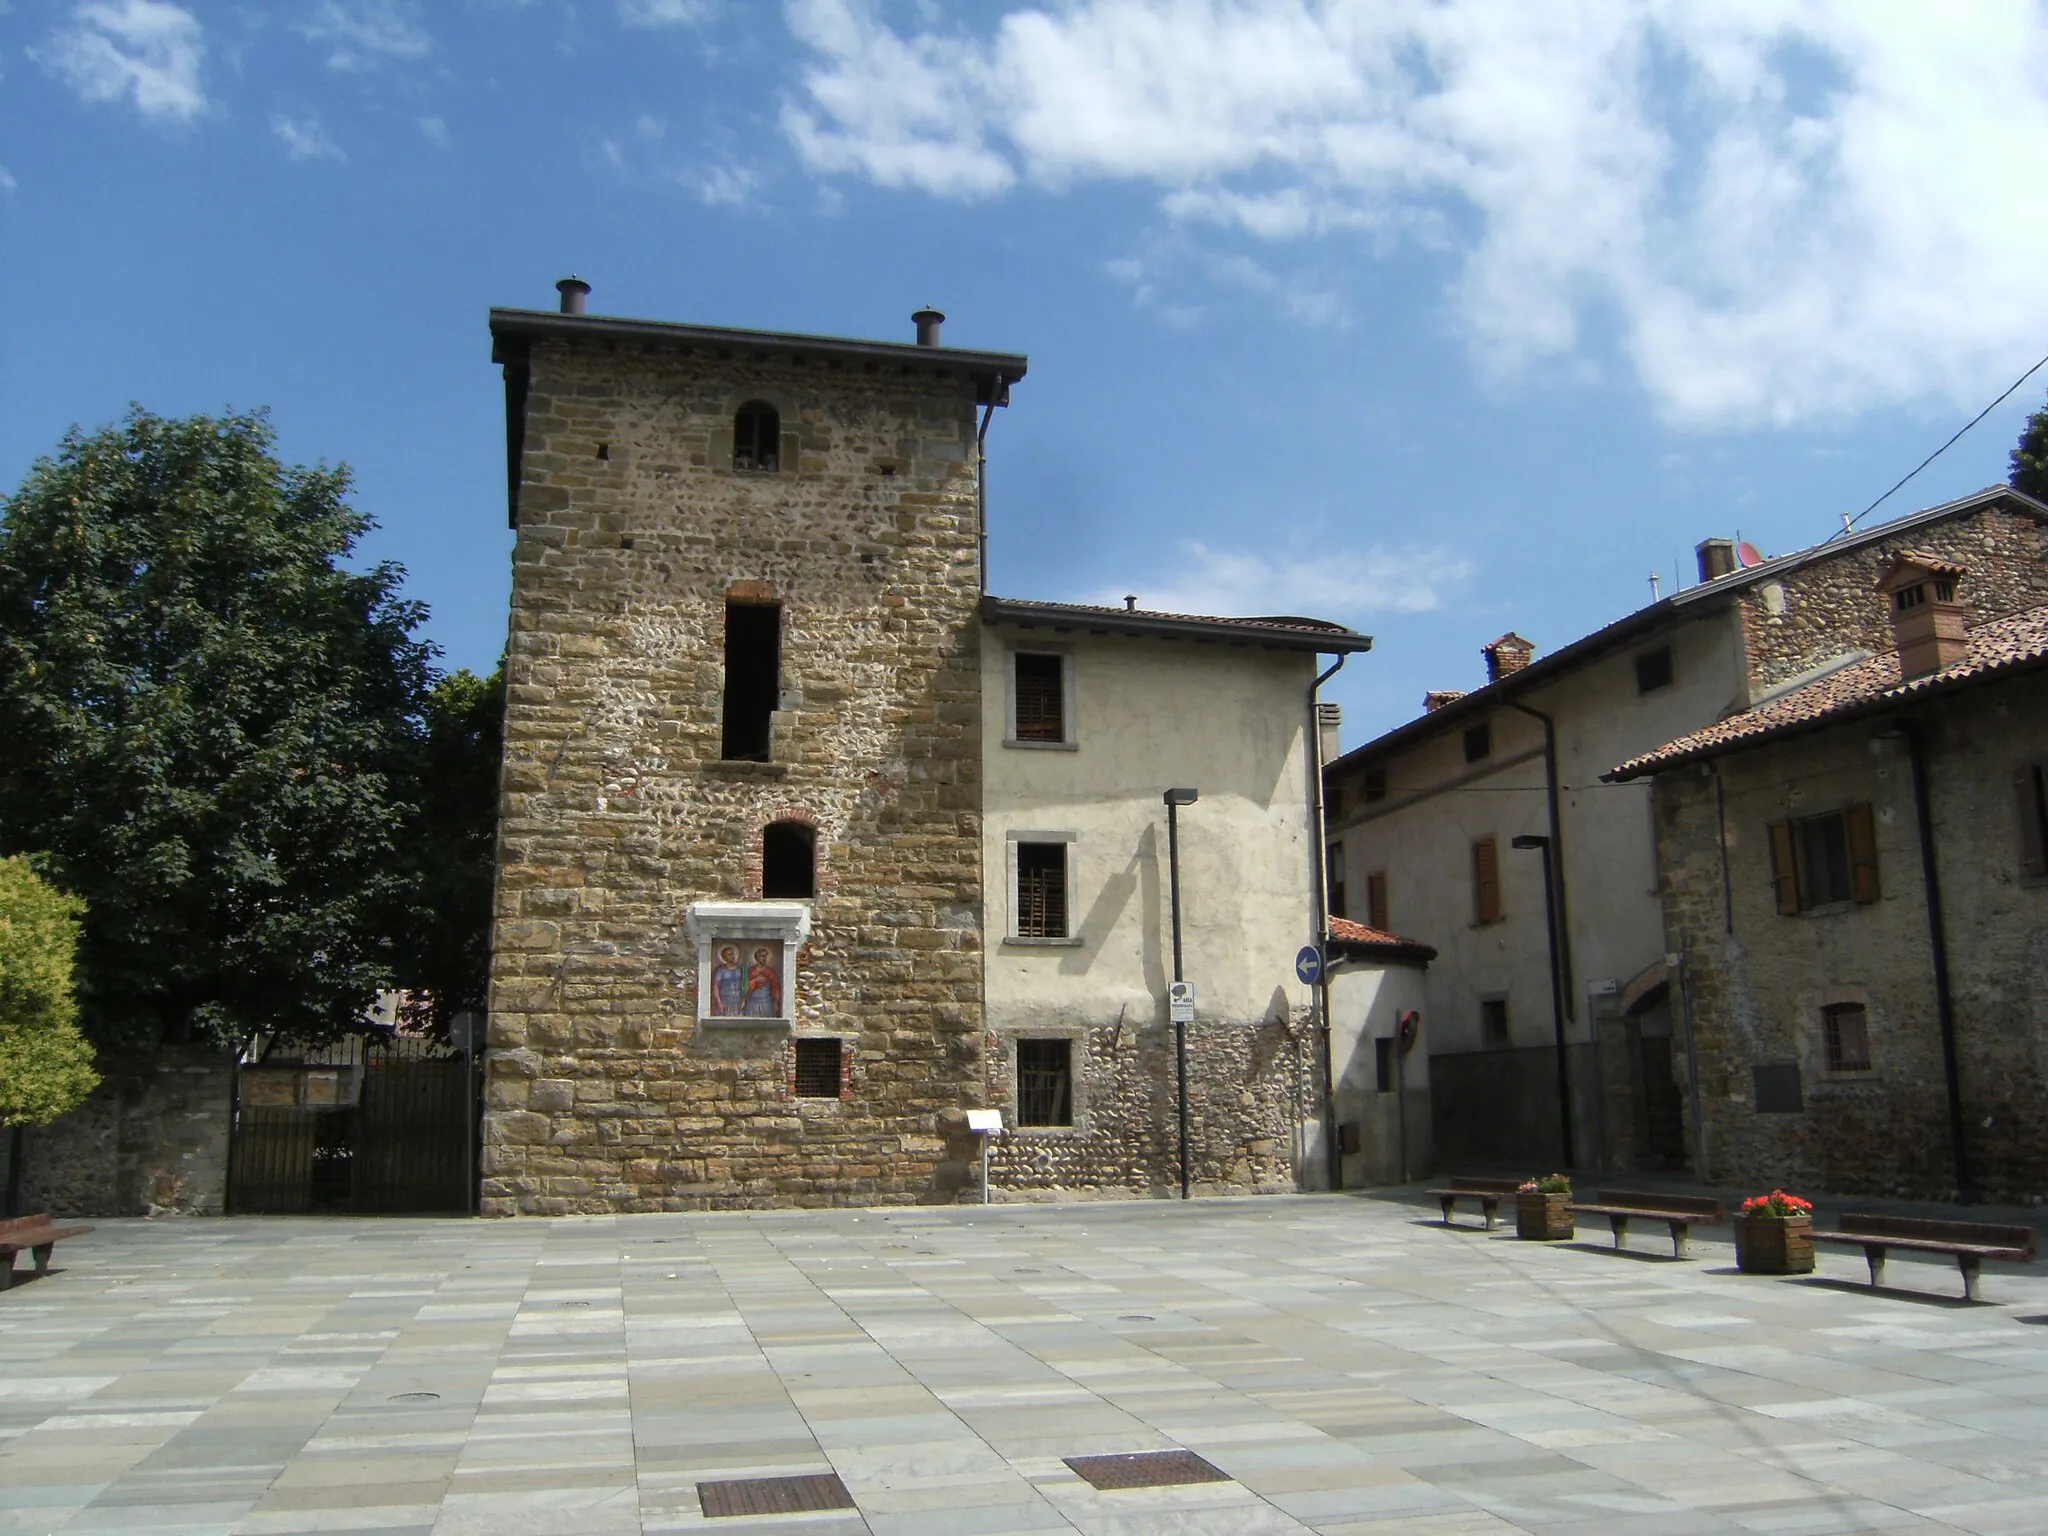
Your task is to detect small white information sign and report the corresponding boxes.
[1168,981,1196,1023]
[964,1108,1003,1135]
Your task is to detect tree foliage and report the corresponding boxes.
[0,408,438,1051]
[0,855,99,1126]
[2012,393,2048,503]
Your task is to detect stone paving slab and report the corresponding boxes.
[3,1192,2048,1534]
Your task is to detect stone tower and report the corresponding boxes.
[481,287,1028,1212]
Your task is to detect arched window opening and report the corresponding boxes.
[762,820,817,898]
[734,402,781,471]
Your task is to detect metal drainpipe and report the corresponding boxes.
[1309,654,1346,1193]
[1508,701,1574,1019]
[1902,721,1973,1201]
[976,399,997,593]
[1673,941,1709,1182]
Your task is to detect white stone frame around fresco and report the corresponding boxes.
[685,900,812,1028]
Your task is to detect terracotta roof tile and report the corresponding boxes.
[1608,603,2048,780]
[1327,916,1437,962]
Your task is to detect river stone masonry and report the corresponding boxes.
[483,312,1024,1213]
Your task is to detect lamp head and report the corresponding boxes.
[1510,834,1549,850]
[1164,787,1200,807]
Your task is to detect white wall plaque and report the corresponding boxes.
[684,901,812,1027]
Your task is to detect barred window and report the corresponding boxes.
[1016,1038,1073,1126]
[793,1038,842,1098]
[1015,842,1069,939]
[1822,1003,1871,1074]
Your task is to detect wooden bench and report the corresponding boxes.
[1567,1190,1725,1258]
[0,1214,94,1291]
[1811,1213,2040,1301]
[1426,1176,1522,1230]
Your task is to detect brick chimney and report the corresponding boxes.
[1696,538,1736,582]
[1481,632,1534,683]
[1316,701,1342,764]
[1876,550,1969,679]
[1423,689,1466,712]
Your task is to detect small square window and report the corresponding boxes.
[1822,1003,1871,1073]
[1014,842,1069,939]
[1464,722,1491,762]
[1016,1038,1073,1126]
[1363,768,1387,804]
[1635,645,1674,693]
[1481,997,1509,1046]
[793,1038,843,1099]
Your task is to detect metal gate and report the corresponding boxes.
[227,1031,478,1215]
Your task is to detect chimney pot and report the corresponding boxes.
[1481,632,1534,684]
[1876,551,1969,679]
[912,307,945,347]
[1123,594,1137,611]
[1696,538,1736,583]
[556,276,591,316]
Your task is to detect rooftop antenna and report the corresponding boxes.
[1648,572,1662,602]
[1841,511,1854,534]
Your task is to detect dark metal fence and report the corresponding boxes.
[227,1032,477,1215]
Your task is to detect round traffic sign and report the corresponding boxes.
[1295,945,1324,985]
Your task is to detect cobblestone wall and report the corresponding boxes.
[1657,670,2048,1202]
[482,336,989,1212]
[11,1048,231,1217]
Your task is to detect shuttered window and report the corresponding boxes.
[1015,842,1069,939]
[1367,870,1389,933]
[1472,835,1502,924]
[2018,764,2048,878]
[1767,804,1879,914]
[1013,652,1066,742]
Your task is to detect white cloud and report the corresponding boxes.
[690,162,762,207]
[619,0,716,26]
[419,114,450,147]
[301,1,431,72]
[37,0,206,123]
[271,112,346,162]
[780,1,2048,428]
[0,166,15,193]
[1085,540,1471,622]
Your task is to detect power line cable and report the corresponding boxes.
[1831,348,2048,540]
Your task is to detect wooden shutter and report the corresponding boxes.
[1472,836,1501,924]
[1013,654,1064,742]
[1767,820,1800,915]
[2019,765,2048,878]
[1845,801,1880,904]
[1367,871,1389,933]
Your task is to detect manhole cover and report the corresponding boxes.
[1065,1450,1230,1491]
[698,1473,854,1518]
[387,1391,440,1403]
[560,1300,591,1307]
[1118,1314,1156,1322]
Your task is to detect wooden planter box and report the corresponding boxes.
[1734,1214,1814,1274]
[1516,1190,1574,1241]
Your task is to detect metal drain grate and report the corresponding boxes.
[1065,1450,1230,1490]
[697,1473,855,1518]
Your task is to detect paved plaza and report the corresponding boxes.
[4,1191,2048,1536]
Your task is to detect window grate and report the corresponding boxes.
[1064,1450,1230,1490]
[1013,653,1065,742]
[1822,1004,1871,1073]
[1015,842,1068,938]
[793,1038,842,1099]
[1016,1038,1073,1126]
[698,1474,852,1518]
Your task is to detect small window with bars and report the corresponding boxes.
[793,1038,843,1099]
[1011,651,1067,744]
[1821,1003,1872,1074]
[1014,841,1069,939]
[1016,1038,1073,1126]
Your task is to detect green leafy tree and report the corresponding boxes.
[2012,393,2048,502]
[390,664,503,1035]
[0,855,99,1126]
[0,408,436,1051]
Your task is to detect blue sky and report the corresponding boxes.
[6,1,2048,747]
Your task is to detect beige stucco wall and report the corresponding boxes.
[980,628,1324,1196]
[1327,959,1432,1186]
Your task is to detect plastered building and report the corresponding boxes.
[481,287,1367,1213]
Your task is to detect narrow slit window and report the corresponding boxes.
[721,601,780,761]
[734,402,781,471]
[1822,1003,1871,1073]
[1013,652,1065,742]
[1366,870,1389,933]
[1327,844,1346,918]
[1016,1038,1073,1126]
[1014,842,1069,939]
[1481,997,1509,1046]
[1471,835,1502,924]
[793,1038,843,1098]
[1373,1036,1395,1093]
[762,820,816,898]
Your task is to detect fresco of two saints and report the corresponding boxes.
[709,939,785,1019]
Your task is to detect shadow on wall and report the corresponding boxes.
[1430,1043,1599,1172]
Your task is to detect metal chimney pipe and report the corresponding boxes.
[912,307,945,347]
[557,276,591,316]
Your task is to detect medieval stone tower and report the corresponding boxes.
[480,283,1028,1212]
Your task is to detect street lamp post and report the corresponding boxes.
[1511,833,1575,1169]
[1165,787,1199,1199]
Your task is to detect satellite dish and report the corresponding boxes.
[1736,541,1764,567]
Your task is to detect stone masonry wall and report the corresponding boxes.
[983,1013,1312,1199]
[1741,500,2048,695]
[483,337,989,1212]
[1657,669,2048,1202]
[11,1048,232,1217]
